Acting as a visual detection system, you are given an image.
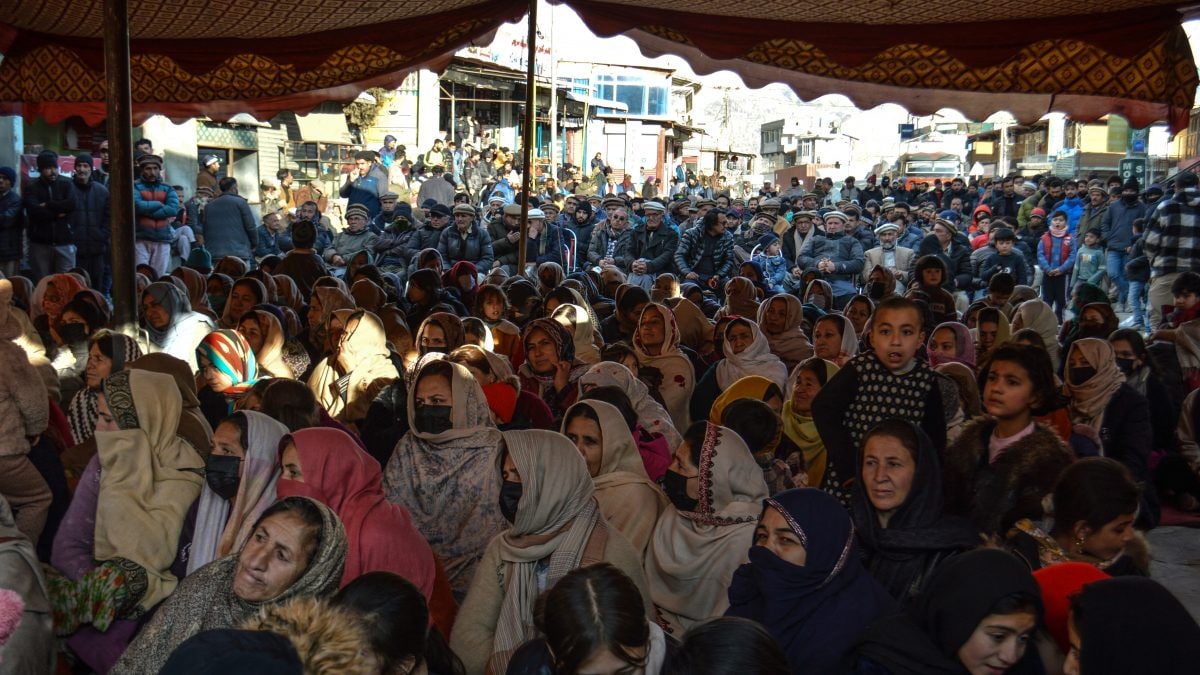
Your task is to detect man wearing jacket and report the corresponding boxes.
[0,167,23,278]
[627,201,678,290]
[587,206,633,270]
[1102,177,1148,308]
[67,154,110,290]
[1143,171,1200,328]
[674,208,735,294]
[340,150,384,218]
[439,203,494,271]
[797,210,865,308]
[133,153,178,277]
[199,177,259,267]
[987,176,1022,220]
[25,150,76,280]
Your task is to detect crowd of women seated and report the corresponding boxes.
[1,253,1199,675]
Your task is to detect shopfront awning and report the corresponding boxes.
[566,91,627,111]
[294,110,353,144]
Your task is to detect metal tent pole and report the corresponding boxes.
[103,0,137,336]
[516,0,538,276]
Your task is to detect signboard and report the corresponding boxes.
[1129,127,1149,156]
[1119,158,1147,183]
[898,124,915,140]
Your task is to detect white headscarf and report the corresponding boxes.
[578,361,682,450]
[716,318,787,390]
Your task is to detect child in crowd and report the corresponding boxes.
[753,233,788,292]
[1071,228,1106,292]
[983,272,1015,314]
[980,227,1030,286]
[1125,217,1151,333]
[1038,210,1076,321]
[812,296,945,506]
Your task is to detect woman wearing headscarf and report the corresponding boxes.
[926,321,976,369]
[405,268,467,332]
[350,277,388,314]
[416,311,466,356]
[728,488,896,674]
[935,361,982,442]
[383,360,507,599]
[50,370,204,672]
[443,260,480,311]
[196,329,259,428]
[692,318,787,423]
[110,497,347,675]
[633,302,696,431]
[218,277,267,330]
[670,297,714,367]
[171,266,218,321]
[303,285,355,364]
[1065,576,1200,675]
[141,281,215,372]
[720,276,761,318]
[1058,282,1110,346]
[851,549,1045,675]
[803,277,834,313]
[551,302,602,364]
[535,261,565,295]
[272,274,304,313]
[187,411,289,575]
[852,420,980,602]
[31,272,85,347]
[974,306,1012,360]
[450,429,652,675]
[562,400,668,555]
[276,428,449,628]
[645,422,768,634]
[579,361,682,451]
[66,331,142,450]
[756,294,813,372]
[518,318,590,421]
[213,255,249,279]
[708,375,784,425]
[1063,338,1157,526]
[127,352,214,461]
[811,313,859,367]
[327,310,401,428]
[1011,299,1062,370]
[844,294,875,338]
[774,357,840,495]
[236,309,293,379]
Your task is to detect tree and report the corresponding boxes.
[343,87,391,135]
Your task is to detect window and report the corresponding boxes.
[595,72,669,117]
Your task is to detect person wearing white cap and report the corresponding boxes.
[796,210,865,309]
[196,154,221,196]
[522,207,564,275]
[627,200,678,290]
[863,221,914,286]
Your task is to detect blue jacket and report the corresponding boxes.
[339,173,383,217]
[1037,232,1076,275]
[1101,199,1147,251]
[753,252,789,289]
[199,193,259,261]
[133,178,178,243]
[255,225,282,257]
[1052,195,1085,233]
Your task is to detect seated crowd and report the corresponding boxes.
[3,163,1200,675]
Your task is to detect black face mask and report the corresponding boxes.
[1070,366,1098,386]
[1123,194,1139,205]
[59,323,89,345]
[661,470,699,513]
[205,454,242,500]
[1115,357,1137,375]
[414,405,454,435]
[499,480,523,523]
[867,281,887,301]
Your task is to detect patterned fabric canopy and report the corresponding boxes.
[0,0,1195,129]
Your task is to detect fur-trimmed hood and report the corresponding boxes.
[242,597,372,674]
[943,417,1075,535]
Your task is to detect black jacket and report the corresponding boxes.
[627,224,680,274]
[24,175,75,246]
[68,179,110,256]
[0,189,23,262]
[914,234,973,292]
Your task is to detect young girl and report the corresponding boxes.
[943,343,1073,535]
[473,284,523,369]
[812,297,945,506]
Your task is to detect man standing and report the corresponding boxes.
[1101,177,1147,309]
[197,155,221,195]
[340,150,384,218]
[941,177,978,212]
[132,153,179,277]
[416,164,456,207]
[200,177,258,267]
[1143,171,1200,327]
[987,176,1022,220]
[67,154,110,289]
[24,150,76,280]
[94,140,111,186]
[1077,182,1109,242]
[0,167,23,278]
[277,168,296,211]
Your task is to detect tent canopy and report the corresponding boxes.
[0,0,1196,129]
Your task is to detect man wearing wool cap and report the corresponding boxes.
[324,202,378,269]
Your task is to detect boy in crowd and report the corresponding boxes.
[980,227,1030,286]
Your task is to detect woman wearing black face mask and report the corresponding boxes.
[644,421,769,635]
[1064,339,1159,527]
[53,296,110,406]
[383,359,507,601]
[450,429,654,675]
[416,311,465,356]
[187,411,289,575]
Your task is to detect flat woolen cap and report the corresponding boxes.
[452,203,476,216]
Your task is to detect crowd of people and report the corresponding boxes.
[2,135,1200,675]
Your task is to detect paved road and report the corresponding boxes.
[1148,526,1200,622]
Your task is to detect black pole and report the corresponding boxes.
[516,0,538,275]
[103,0,137,337]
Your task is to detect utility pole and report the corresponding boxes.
[548,1,558,178]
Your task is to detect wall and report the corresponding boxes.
[140,116,198,190]
[363,71,442,151]
[0,117,21,173]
